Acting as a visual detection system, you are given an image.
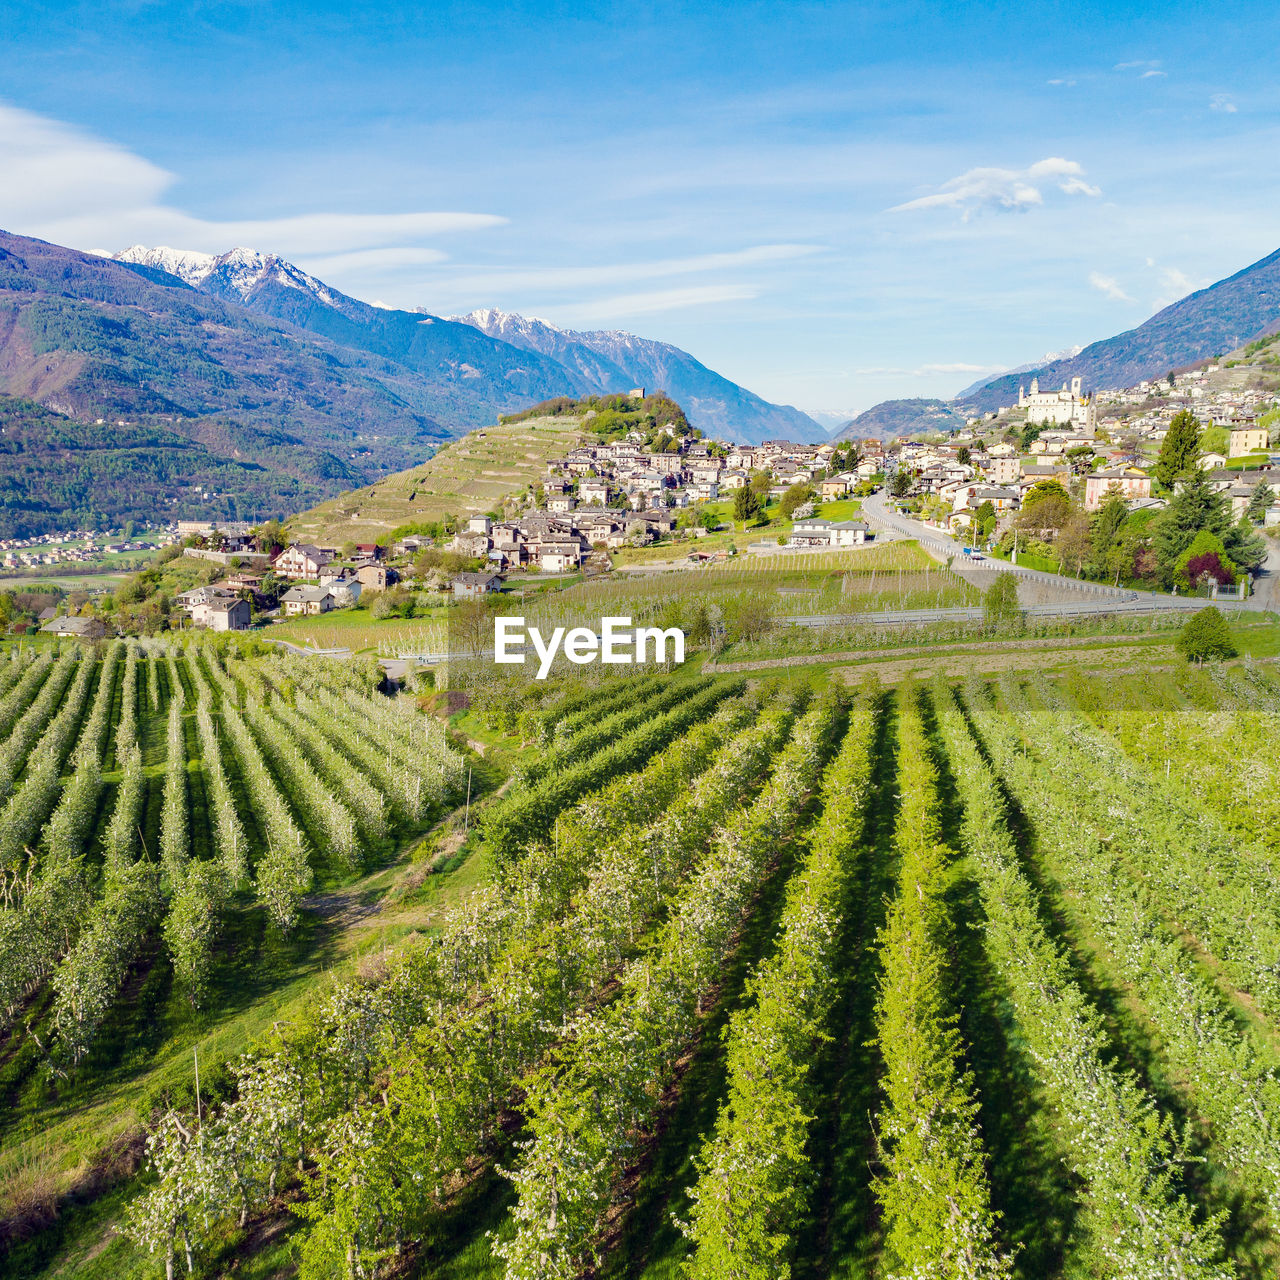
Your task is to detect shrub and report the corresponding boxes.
[1176,607,1237,664]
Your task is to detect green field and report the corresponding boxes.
[5,604,1280,1280]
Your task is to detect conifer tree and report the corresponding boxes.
[1153,409,1202,487]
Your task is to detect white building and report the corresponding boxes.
[1018,377,1096,431]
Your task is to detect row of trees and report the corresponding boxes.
[966,678,1280,1241]
[995,464,1266,591]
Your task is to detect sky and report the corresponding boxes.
[2,0,1278,421]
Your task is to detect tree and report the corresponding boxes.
[749,471,772,497]
[889,471,911,499]
[983,573,1022,632]
[1056,510,1093,577]
[1152,468,1229,583]
[1246,483,1273,526]
[733,486,763,526]
[1174,531,1237,590]
[1089,492,1128,577]
[1066,444,1096,475]
[1153,410,1201,487]
[780,482,815,519]
[254,519,288,555]
[1023,478,1070,510]
[1176,607,1237,663]
[956,445,971,466]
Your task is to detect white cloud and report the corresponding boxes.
[889,157,1101,218]
[918,362,1006,375]
[1047,78,1077,86]
[1089,271,1133,302]
[424,244,823,297]
[1140,69,1167,79]
[1210,93,1238,113]
[1151,265,1202,310]
[0,101,504,258]
[566,284,759,320]
[295,247,451,276]
[1115,59,1161,71]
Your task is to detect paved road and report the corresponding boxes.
[1252,543,1280,613]
[861,491,1261,614]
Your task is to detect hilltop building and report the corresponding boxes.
[1017,377,1096,431]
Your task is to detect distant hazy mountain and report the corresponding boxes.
[951,346,1083,401]
[958,247,1280,412]
[802,408,862,436]
[451,308,825,444]
[832,398,969,442]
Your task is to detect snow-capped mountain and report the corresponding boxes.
[451,307,825,443]
[114,244,217,286]
[112,248,824,443]
[115,245,351,315]
[951,344,1085,401]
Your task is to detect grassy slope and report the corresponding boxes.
[288,415,587,544]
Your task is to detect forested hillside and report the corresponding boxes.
[0,395,357,535]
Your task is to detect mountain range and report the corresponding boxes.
[448,308,821,444]
[837,246,1280,439]
[112,246,820,445]
[0,229,821,533]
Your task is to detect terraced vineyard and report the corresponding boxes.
[6,649,1280,1280]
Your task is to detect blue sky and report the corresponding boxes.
[2,0,1278,419]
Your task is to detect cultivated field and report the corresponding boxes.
[263,541,978,660]
[288,416,587,544]
[7,650,1280,1280]
[0,639,469,1277]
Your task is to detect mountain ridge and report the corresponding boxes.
[113,248,822,444]
[449,306,824,444]
[841,246,1280,438]
[958,246,1280,413]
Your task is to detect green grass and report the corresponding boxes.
[814,497,864,521]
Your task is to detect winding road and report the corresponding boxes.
[860,491,1271,618]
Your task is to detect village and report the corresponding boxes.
[27,357,1280,640]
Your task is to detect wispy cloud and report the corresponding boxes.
[0,101,504,257]
[1140,69,1167,79]
[1115,59,1161,72]
[296,247,450,275]
[1047,78,1077,86]
[1152,265,1201,310]
[1210,93,1238,113]
[1088,270,1133,302]
[417,245,823,296]
[889,157,1101,218]
[567,284,759,320]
